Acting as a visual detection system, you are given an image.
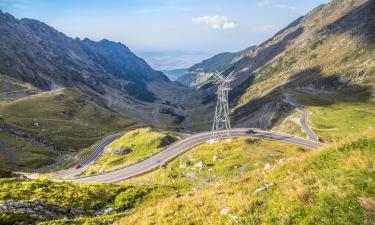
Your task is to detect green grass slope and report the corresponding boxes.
[83,128,178,175]
[0,88,138,171]
[0,88,137,151]
[294,91,375,142]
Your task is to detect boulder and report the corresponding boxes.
[102,207,117,215]
[114,147,132,155]
[220,207,230,215]
[158,135,177,147]
[264,163,272,170]
[194,161,206,168]
[253,183,274,194]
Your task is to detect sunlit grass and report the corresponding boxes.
[82,128,178,175]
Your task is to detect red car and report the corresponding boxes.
[73,164,81,169]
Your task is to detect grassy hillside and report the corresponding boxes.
[0,88,137,151]
[233,31,375,137]
[1,130,374,224]
[123,138,306,188]
[0,88,138,171]
[82,128,178,175]
[0,130,56,170]
[113,131,375,225]
[0,75,40,101]
[294,91,375,142]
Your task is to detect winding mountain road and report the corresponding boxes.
[63,128,323,183]
[56,132,123,179]
[284,94,319,142]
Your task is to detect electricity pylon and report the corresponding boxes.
[209,71,235,143]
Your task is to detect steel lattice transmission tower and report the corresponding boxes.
[209,71,236,143]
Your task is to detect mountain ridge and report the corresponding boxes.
[0,10,169,102]
[177,46,256,87]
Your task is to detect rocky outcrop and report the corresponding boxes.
[0,200,83,220]
[158,135,178,147]
[114,147,133,155]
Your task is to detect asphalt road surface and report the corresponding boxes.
[56,132,123,179]
[68,128,323,183]
[284,94,319,142]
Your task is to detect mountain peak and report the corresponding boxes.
[0,9,17,22]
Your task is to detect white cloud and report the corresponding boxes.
[256,0,296,10]
[256,0,271,7]
[192,16,239,29]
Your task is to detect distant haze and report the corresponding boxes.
[138,51,214,70]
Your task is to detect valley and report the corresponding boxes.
[0,0,374,224]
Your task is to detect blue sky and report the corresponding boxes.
[0,0,330,69]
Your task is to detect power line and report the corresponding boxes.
[209,71,235,143]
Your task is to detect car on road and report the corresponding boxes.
[73,164,81,169]
[246,129,256,134]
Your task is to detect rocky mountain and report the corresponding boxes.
[0,10,188,125]
[181,0,375,131]
[176,46,256,87]
[227,0,375,129]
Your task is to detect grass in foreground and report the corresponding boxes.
[82,128,178,175]
[2,132,375,225]
[0,178,176,225]
[113,132,375,225]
